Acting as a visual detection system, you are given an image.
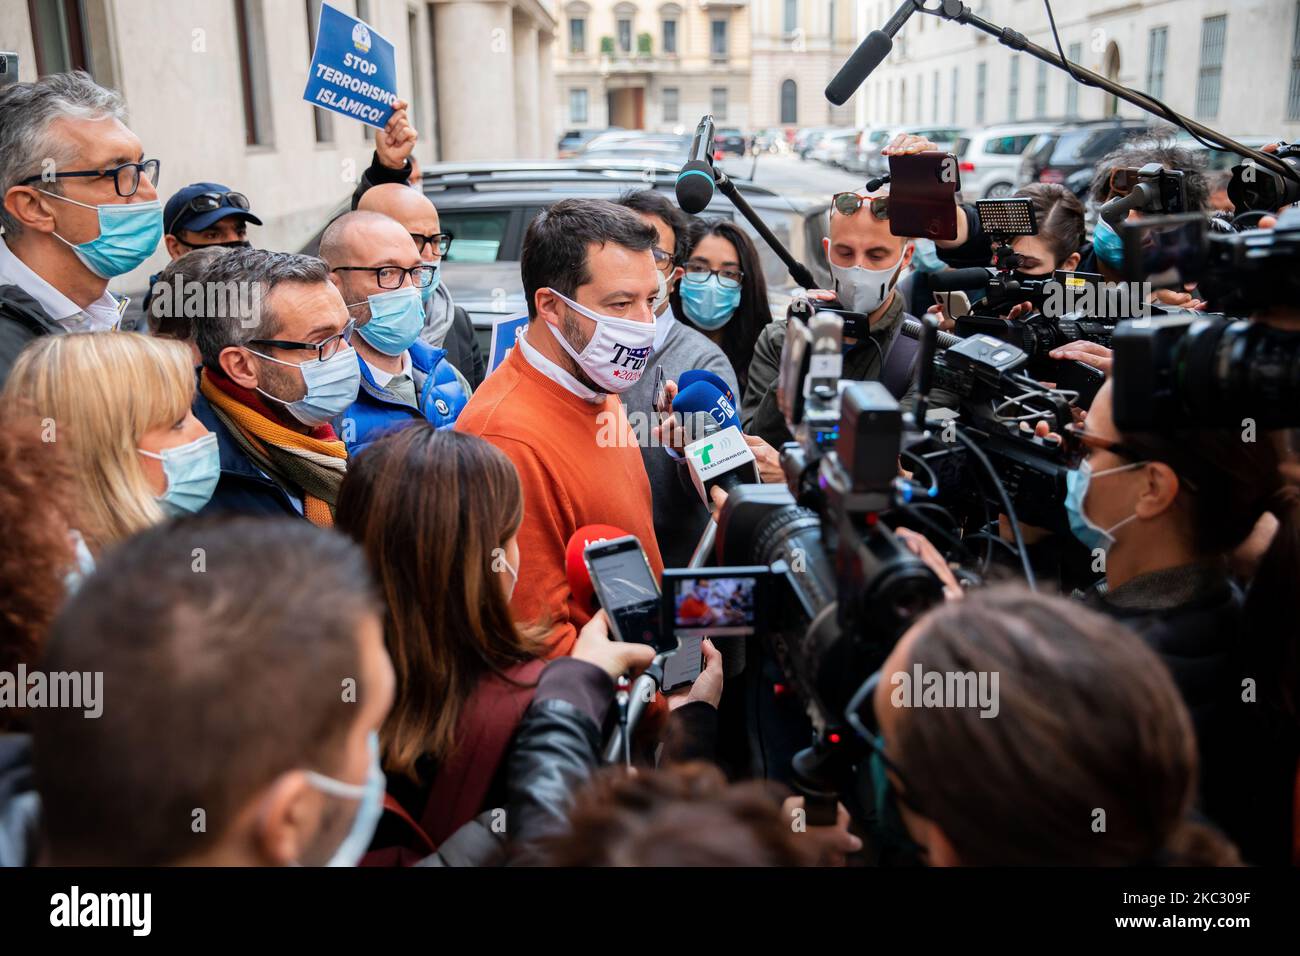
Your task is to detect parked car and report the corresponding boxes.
[753,128,790,153]
[298,161,834,356]
[578,132,692,166]
[557,127,620,157]
[714,128,749,157]
[795,126,840,159]
[844,126,891,175]
[952,122,1064,200]
[1178,132,1274,171]
[860,125,963,178]
[1015,119,1173,196]
[809,129,859,166]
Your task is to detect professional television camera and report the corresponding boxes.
[1121,207,1300,316]
[712,373,946,824]
[1229,141,1300,214]
[1098,163,1188,227]
[895,318,1078,536]
[1111,206,1300,431]
[926,196,1140,403]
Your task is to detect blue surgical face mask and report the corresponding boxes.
[137,431,220,515]
[910,238,946,274]
[869,740,926,863]
[679,274,742,330]
[354,286,424,356]
[248,344,362,427]
[1092,216,1125,270]
[41,191,163,278]
[305,731,385,867]
[419,264,441,307]
[1064,458,1145,551]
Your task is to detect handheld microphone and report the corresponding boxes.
[672,381,758,506]
[676,115,718,214]
[825,0,923,106]
[564,524,632,614]
[677,368,735,406]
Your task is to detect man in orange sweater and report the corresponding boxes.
[456,199,664,657]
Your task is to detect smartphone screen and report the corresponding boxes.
[888,151,960,241]
[669,575,759,637]
[584,538,662,646]
[586,538,706,690]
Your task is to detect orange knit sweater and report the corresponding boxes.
[456,342,665,657]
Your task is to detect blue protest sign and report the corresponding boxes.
[302,4,397,130]
[488,315,530,373]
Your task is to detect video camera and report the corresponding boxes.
[1121,206,1300,315]
[1229,142,1300,213]
[921,197,1115,403]
[712,375,945,822]
[1112,313,1300,431]
[1099,162,1188,226]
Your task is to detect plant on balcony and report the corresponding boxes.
[637,32,652,56]
[600,35,615,55]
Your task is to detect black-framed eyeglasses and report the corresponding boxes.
[682,261,744,288]
[168,190,250,233]
[20,158,161,198]
[833,191,889,220]
[409,232,454,257]
[247,319,356,362]
[1061,423,1146,470]
[1060,424,1197,492]
[652,247,675,272]
[331,264,438,290]
[845,670,924,815]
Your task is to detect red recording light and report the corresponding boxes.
[829,732,842,745]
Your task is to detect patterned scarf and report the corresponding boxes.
[200,370,347,526]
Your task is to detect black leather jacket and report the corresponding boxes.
[416,657,614,867]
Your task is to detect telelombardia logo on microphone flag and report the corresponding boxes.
[689,427,749,474]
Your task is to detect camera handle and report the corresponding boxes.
[1100,183,1159,228]
[791,732,848,828]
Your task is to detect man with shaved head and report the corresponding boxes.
[319,209,470,453]
[355,186,484,390]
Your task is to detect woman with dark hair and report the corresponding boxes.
[336,423,657,865]
[1061,378,1300,863]
[669,218,771,395]
[861,586,1241,866]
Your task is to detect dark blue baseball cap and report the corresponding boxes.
[164,182,264,236]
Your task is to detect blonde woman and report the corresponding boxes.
[2,332,219,554]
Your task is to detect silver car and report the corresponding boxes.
[952,122,1064,200]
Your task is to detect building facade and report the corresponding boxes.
[851,0,1293,140]
[555,0,751,134]
[0,0,558,292]
[749,0,855,131]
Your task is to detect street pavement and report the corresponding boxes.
[730,151,866,199]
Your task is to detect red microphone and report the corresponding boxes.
[564,524,631,614]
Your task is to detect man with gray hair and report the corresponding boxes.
[190,247,359,524]
[0,71,162,385]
